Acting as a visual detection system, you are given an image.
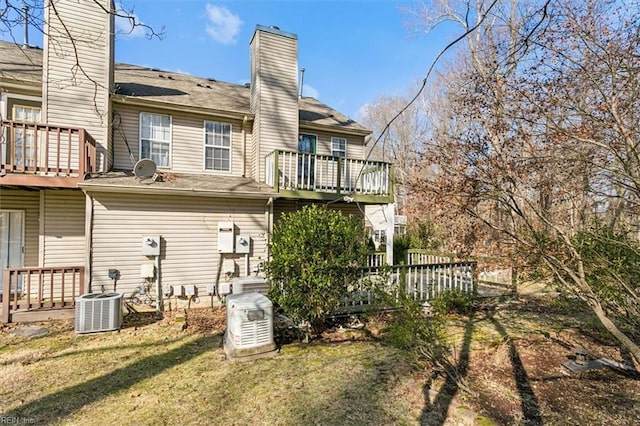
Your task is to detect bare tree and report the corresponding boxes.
[0,1,162,43]
[361,88,428,214]
[409,0,640,364]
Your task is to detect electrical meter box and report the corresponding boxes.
[217,222,235,253]
[236,235,251,254]
[142,235,161,256]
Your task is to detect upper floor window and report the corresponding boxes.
[298,134,317,154]
[140,112,171,167]
[11,104,42,167]
[13,105,41,122]
[331,137,347,158]
[204,121,231,172]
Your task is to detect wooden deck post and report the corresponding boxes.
[2,269,11,323]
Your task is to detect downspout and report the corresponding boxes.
[84,191,94,293]
[155,253,162,313]
[266,197,273,261]
[241,115,248,177]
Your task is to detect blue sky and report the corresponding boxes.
[114,0,459,120]
[7,0,459,121]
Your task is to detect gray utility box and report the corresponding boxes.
[224,292,276,360]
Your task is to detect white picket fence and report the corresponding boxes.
[342,262,476,311]
[477,267,513,287]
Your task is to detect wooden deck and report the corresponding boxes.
[1,266,85,323]
[265,150,394,203]
[0,121,97,188]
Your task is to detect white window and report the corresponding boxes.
[12,105,42,167]
[140,112,171,167]
[204,121,232,172]
[331,137,347,158]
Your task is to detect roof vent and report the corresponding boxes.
[22,4,30,49]
[269,25,280,30]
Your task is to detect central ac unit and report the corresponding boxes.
[224,292,276,360]
[75,292,124,334]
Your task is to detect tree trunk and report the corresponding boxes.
[590,299,640,367]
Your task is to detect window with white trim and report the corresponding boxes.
[331,137,347,158]
[12,104,42,167]
[204,121,231,172]
[140,112,171,167]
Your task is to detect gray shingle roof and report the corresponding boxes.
[79,170,279,198]
[0,40,369,133]
[0,42,42,83]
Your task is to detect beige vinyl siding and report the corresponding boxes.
[42,0,113,171]
[90,192,269,295]
[297,128,366,160]
[0,189,39,267]
[42,190,85,266]
[250,29,299,183]
[112,104,246,175]
[250,114,259,181]
[250,38,261,181]
[112,105,140,168]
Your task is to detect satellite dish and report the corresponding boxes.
[133,159,157,179]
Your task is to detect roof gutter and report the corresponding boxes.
[0,79,42,95]
[299,120,372,137]
[111,94,255,122]
[79,182,279,200]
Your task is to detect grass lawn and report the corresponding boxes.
[1,309,422,425]
[1,292,639,425]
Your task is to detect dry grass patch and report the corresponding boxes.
[1,294,639,425]
[1,309,424,425]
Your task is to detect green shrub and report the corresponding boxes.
[431,289,476,316]
[266,204,370,333]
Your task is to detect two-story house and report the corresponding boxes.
[0,0,394,322]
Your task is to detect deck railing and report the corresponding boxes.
[342,261,477,311]
[1,266,85,323]
[266,150,392,199]
[1,120,97,179]
[367,252,387,267]
[405,250,454,266]
[477,265,515,288]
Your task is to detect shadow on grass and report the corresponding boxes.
[488,313,542,425]
[0,341,168,367]
[420,317,474,426]
[287,344,405,424]
[3,333,223,423]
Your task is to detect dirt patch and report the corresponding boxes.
[450,296,640,425]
